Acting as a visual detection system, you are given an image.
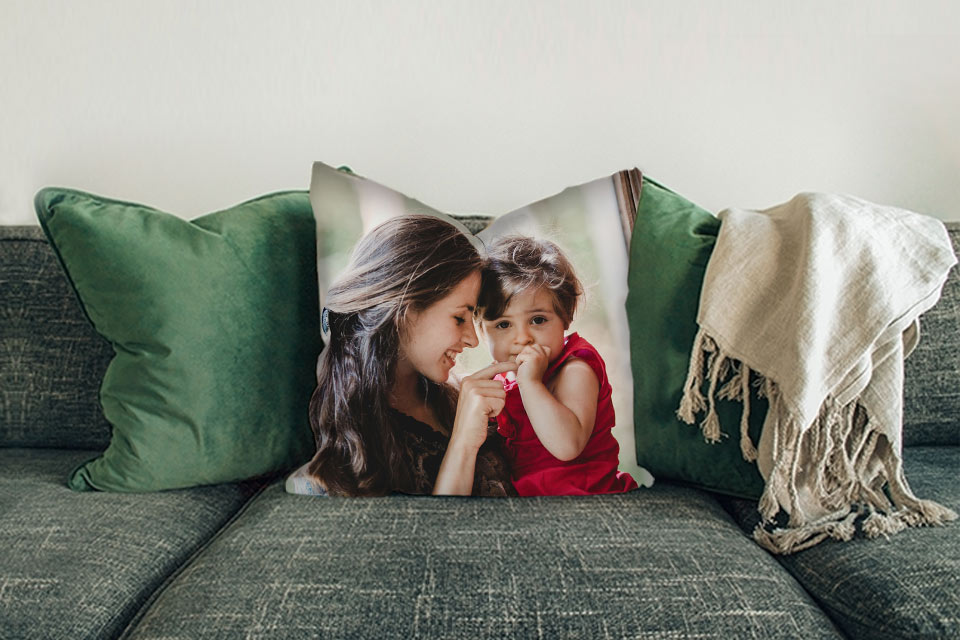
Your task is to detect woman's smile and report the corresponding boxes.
[443,349,460,369]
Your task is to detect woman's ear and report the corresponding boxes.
[395,305,417,339]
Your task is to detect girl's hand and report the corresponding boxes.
[515,345,552,387]
[449,361,518,453]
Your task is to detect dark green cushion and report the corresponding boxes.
[627,177,766,499]
[120,484,842,638]
[34,188,321,491]
[0,448,263,639]
[719,446,960,639]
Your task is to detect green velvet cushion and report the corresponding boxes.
[34,188,320,492]
[627,177,766,499]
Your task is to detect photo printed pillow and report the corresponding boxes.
[305,162,653,486]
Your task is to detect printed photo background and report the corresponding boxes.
[310,162,651,484]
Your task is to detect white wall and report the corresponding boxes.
[2,0,958,225]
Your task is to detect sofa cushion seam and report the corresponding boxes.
[114,480,274,639]
[710,492,853,638]
[772,559,930,640]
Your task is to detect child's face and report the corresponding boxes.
[479,287,567,365]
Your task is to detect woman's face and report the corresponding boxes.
[398,271,481,383]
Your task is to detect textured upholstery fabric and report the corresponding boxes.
[123,484,842,639]
[719,446,960,639]
[448,213,493,235]
[0,226,113,450]
[903,223,960,446]
[0,448,264,640]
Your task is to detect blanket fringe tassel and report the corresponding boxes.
[677,328,958,554]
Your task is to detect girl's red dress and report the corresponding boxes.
[495,332,638,496]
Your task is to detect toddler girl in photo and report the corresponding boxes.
[476,235,638,496]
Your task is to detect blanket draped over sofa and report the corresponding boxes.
[677,192,958,554]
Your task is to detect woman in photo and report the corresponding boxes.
[296,214,517,496]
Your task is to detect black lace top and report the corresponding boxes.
[392,409,516,497]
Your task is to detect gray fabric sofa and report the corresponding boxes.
[2,223,957,640]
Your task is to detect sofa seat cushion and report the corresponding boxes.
[0,448,263,640]
[719,445,960,639]
[122,483,842,639]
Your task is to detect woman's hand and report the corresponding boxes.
[434,361,517,495]
[449,361,518,452]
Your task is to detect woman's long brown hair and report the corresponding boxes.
[307,214,482,496]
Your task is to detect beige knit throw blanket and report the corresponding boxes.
[677,192,958,554]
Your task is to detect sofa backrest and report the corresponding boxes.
[1,225,113,450]
[902,223,960,446]
[1,222,958,450]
